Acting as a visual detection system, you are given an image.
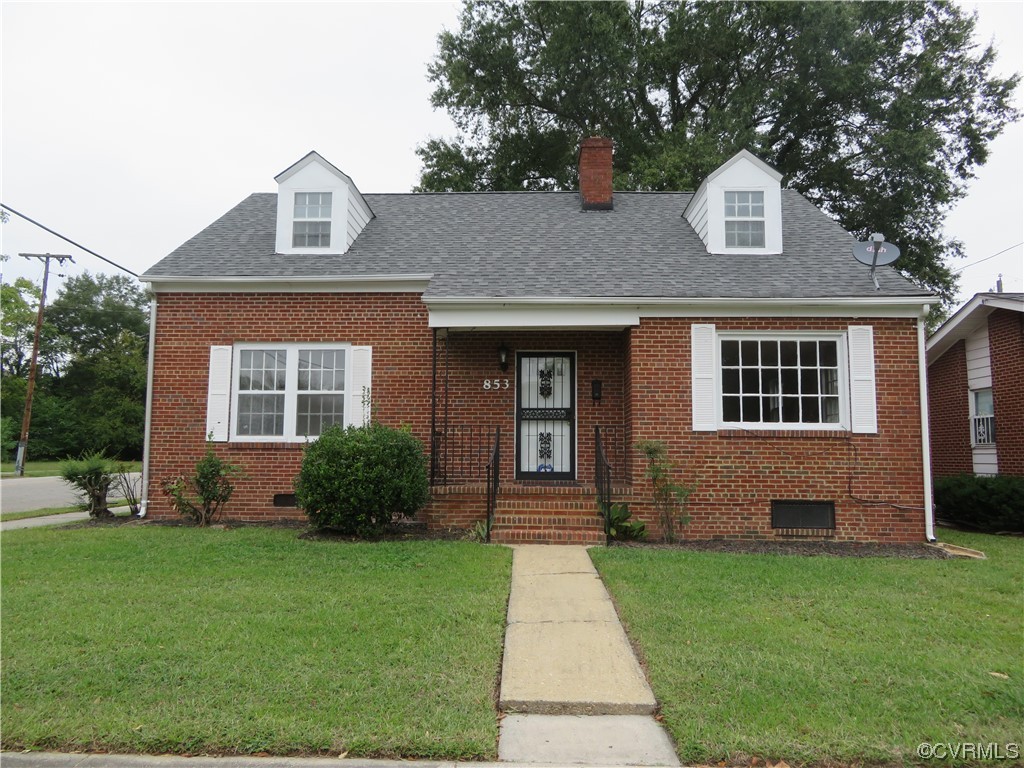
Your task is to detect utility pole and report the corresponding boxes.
[14,253,73,476]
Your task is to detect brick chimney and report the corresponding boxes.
[578,137,613,210]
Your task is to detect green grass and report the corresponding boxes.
[1,527,511,758]
[1,460,141,477]
[591,531,1024,767]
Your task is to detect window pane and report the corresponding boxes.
[296,394,344,437]
[721,340,740,366]
[723,396,741,422]
[237,393,285,436]
[742,396,760,422]
[299,348,345,392]
[801,369,819,394]
[722,368,740,394]
[760,340,778,366]
[820,368,839,395]
[761,368,779,394]
[741,340,758,365]
[781,396,800,422]
[780,341,798,366]
[741,368,759,394]
[762,396,781,422]
[799,341,818,366]
[822,397,840,423]
[802,397,820,423]
[974,389,993,416]
[820,341,838,366]
[781,368,799,394]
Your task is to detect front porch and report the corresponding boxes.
[423,328,633,544]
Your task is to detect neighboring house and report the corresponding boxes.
[926,291,1024,478]
[139,139,938,543]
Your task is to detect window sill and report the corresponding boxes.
[718,429,850,440]
[226,441,306,451]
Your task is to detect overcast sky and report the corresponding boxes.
[2,1,1021,309]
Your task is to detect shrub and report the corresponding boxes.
[934,473,1024,533]
[295,423,430,535]
[604,501,646,541]
[114,461,142,516]
[162,445,242,526]
[60,452,115,517]
[636,439,695,543]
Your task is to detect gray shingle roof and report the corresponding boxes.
[142,190,932,299]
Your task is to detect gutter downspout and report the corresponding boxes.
[918,310,936,542]
[139,291,157,517]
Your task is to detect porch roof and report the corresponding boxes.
[143,189,933,301]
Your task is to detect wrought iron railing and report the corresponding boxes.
[595,425,613,538]
[431,425,500,485]
[485,427,501,542]
[972,415,995,446]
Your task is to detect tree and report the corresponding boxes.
[418,0,1020,311]
[0,271,150,460]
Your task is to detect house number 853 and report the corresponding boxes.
[483,379,510,390]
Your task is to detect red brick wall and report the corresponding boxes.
[989,309,1024,476]
[146,292,434,521]
[434,329,628,484]
[625,317,927,542]
[927,339,973,477]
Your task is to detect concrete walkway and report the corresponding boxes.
[497,545,679,766]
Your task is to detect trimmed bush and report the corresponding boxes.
[60,452,115,517]
[934,473,1024,533]
[295,423,430,535]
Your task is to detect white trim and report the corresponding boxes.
[147,275,432,294]
[139,295,157,518]
[426,295,936,307]
[427,296,935,329]
[918,318,935,541]
[229,342,356,443]
[926,292,1024,363]
[715,331,851,431]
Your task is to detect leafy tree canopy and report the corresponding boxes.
[417,0,1020,310]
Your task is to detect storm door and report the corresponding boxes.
[516,353,576,481]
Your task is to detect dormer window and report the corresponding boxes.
[292,192,333,248]
[724,191,765,248]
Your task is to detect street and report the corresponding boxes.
[0,474,141,514]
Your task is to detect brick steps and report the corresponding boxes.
[490,491,609,545]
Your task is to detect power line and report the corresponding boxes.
[953,241,1023,273]
[0,203,139,278]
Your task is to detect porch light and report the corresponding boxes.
[498,343,509,372]
[592,379,603,403]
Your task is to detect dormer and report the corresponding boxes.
[684,149,783,255]
[274,151,373,255]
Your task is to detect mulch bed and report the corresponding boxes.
[611,538,952,559]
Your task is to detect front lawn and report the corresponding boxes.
[591,530,1023,766]
[1,527,511,758]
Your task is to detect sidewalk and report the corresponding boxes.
[497,545,679,766]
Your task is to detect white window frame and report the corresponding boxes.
[230,342,352,442]
[969,387,995,446]
[716,331,851,431]
[292,191,333,248]
[724,189,766,248]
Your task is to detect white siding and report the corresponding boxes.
[965,325,992,389]
[973,446,998,476]
[685,190,710,243]
[347,193,372,250]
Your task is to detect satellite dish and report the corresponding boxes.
[852,240,900,266]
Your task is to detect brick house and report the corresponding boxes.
[926,291,1024,478]
[139,139,939,543]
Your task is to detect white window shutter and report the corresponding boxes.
[206,346,233,442]
[848,326,877,434]
[350,346,373,426]
[691,324,717,431]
